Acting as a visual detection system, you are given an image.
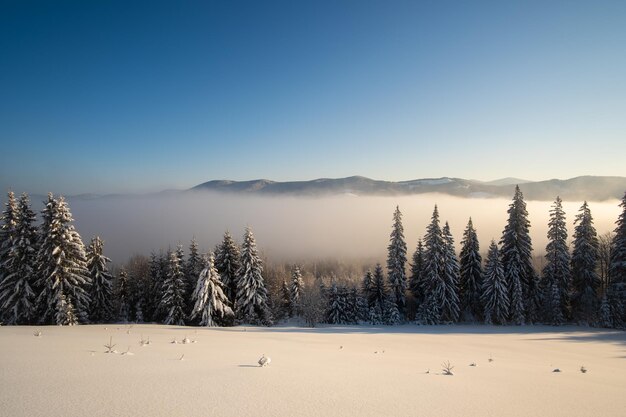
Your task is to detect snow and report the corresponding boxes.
[1,324,624,417]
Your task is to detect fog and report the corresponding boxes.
[64,193,622,265]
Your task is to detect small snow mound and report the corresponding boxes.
[258,354,271,367]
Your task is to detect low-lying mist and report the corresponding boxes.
[66,192,622,265]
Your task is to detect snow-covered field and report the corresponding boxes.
[1,324,625,417]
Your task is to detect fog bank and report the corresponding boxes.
[65,193,622,264]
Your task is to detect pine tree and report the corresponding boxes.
[281,279,293,318]
[482,241,510,325]
[570,202,600,323]
[86,236,114,323]
[387,205,407,317]
[459,218,483,321]
[441,222,460,323]
[160,246,187,325]
[500,185,537,324]
[215,231,241,306]
[598,291,613,328]
[418,206,446,324]
[235,227,272,325]
[116,268,130,322]
[290,265,305,316]
[191,253,234,326]
[608,192,626,325]
[542,196,571,325]
[35,195,91,325]
[409,240,425,306]
[185,238,203,310]
[0,193,38,324]
[144,252,162,322]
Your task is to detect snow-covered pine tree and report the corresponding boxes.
[325,283,343,324]
[409,239,425,306]
[235,227,272,325]
[35,195,91,325]
[608,192,626,325]
[417,206,446,324]
[144,252,162,322]
[365,264,387,324]
[570,202,600,323]
[362,269,373,300]
[0,193,38,324]
[281,279,293,318]
[0,191,19,322]
[290,265,305,316]
[160,246,187,325]
[86,236,114,323]
[598,291,613,328]
[482,241,510,325]
[215,231,241,306]
[441,222,460,323]
[542,196,571,325]
[185,238,203,311]
[387,205,408,317]
[191,253,234,326]
[500,185,536,324]
[459,218,483,322]
[116,268,130,322]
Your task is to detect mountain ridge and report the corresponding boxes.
[190,175,626,201]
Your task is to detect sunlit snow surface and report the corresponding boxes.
[1,324,625,417]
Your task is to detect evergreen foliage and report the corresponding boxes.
[191,253,234,326]
[215,231,241,306]
[35,195,91,325]
[387,205,407,317]
[570,202,601,323]
[0,193,38,324]
[441,222,460,323]
[418,206,446,324]
[409,240,425,306]
[235,227,272,325]
[116,268,130,322]
[482,241,510,325]
[290,265,305,316]
[86,236,114,323]
[542,197,571,325]
[500,185,537,323]
[459,218,482,321]
[160,246,187,325]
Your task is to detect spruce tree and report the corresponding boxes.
[570,202,600,323]
[482,241,510,325]
[235,227,272,325]
[290,265,304,316]
[281,279,293,318]
[35,195,91,325]
[116,268,130,322]
[500,185,537,323]
[0,193,37,324]
[387,205,407,317]
[185,238,203,310]
[365,264,388,324]
[215,231,241,306]
[441,222,460,323]
[608,192,626,325]
[418,206,446,324]
[409,239,425,306]
[191,253,234,326]
[160,246,187,325]
[542,196,571,325]
[459,218,482,321]
[86,236,114,323]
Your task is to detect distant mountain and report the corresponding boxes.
[190,175,626,201]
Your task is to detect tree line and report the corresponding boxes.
[0,187,625,328]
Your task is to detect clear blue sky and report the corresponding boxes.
[1,0,625,194]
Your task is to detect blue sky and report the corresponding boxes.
[1,0,625,194]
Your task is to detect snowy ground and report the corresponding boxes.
[1,324,625,417]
